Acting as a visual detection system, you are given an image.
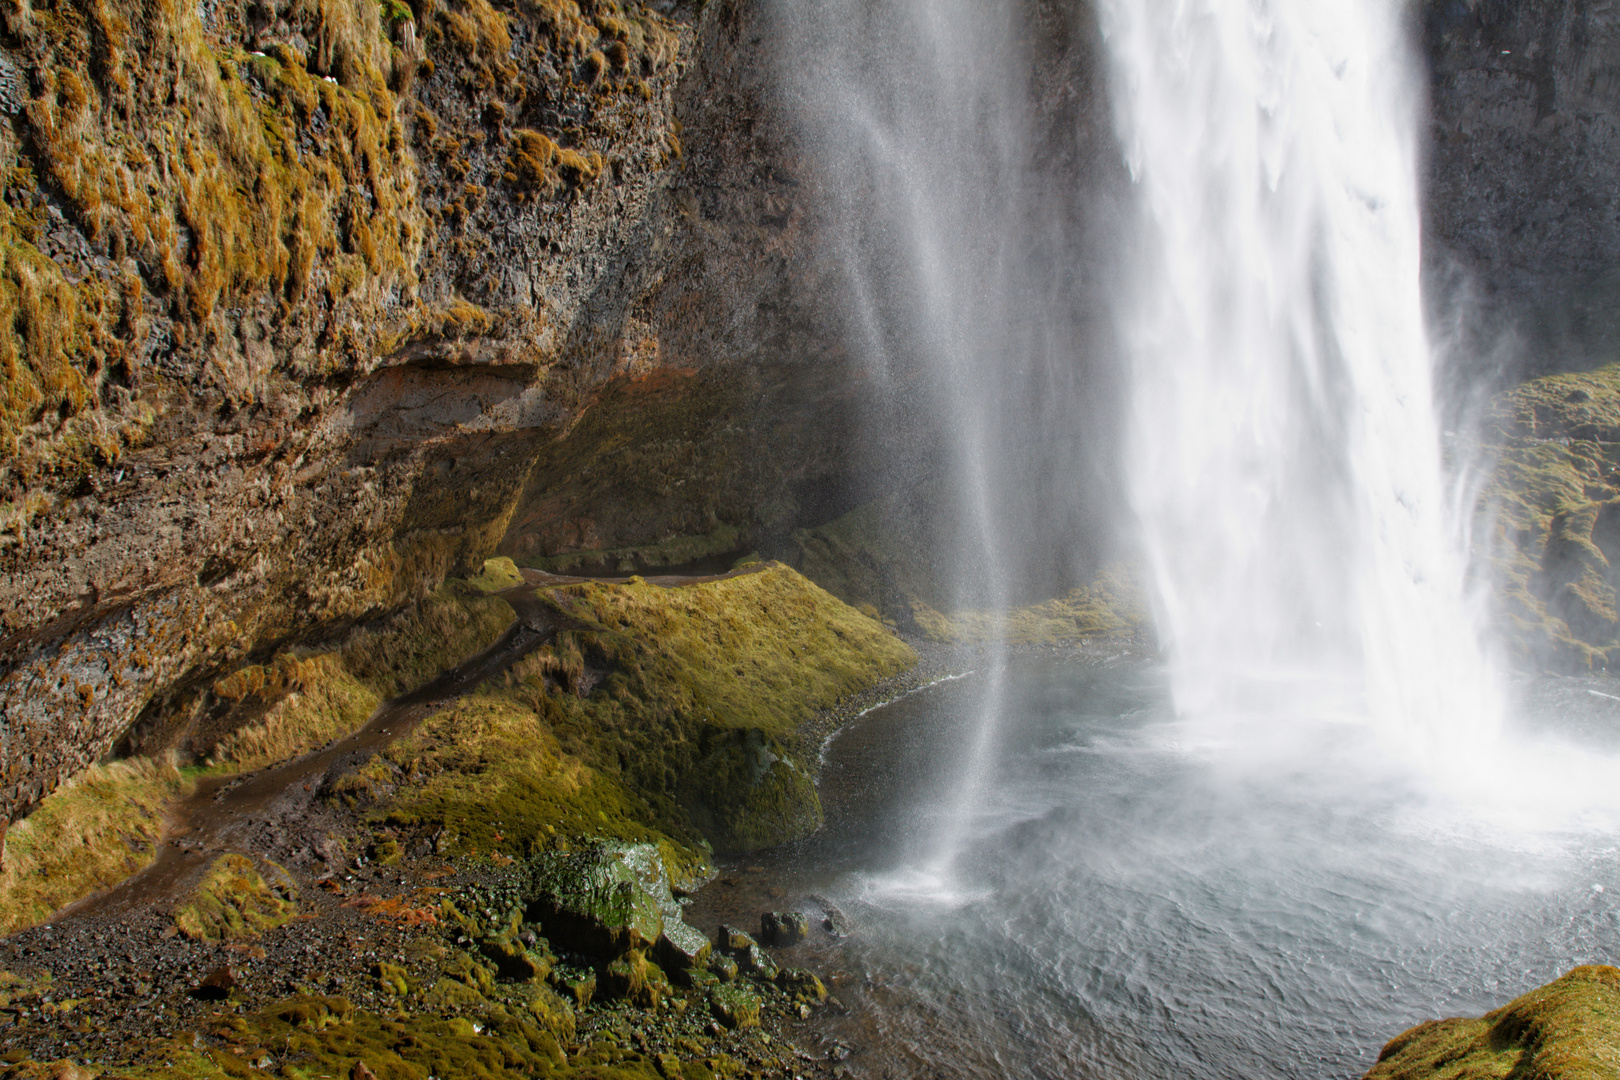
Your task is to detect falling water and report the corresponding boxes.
[772,0,1102,887]
[1097,0,1503,763]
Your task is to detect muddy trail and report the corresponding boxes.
[50,564,766,927]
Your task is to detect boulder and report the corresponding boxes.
[708,984,762,1030]
[716,924,757,953]
[525,843,673,956]
[776,968,828,1003]
[657,918,712,970]
[760,911,809,947]
[738,943,778,981]
[1366,965,1620,1080]
[707,954,739,983]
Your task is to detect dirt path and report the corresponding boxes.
[51,563,767,926]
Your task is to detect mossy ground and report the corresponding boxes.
[172,854,299,942]
[1366,965,1620,1079]
[0,755,193,935]
[0,580,511,934]
[787,499,1146,646]
[351,564,915,858]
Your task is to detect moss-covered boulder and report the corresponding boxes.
[173,854,299,942]
[525,842,675,957]
[708,984,762,1030]
[1366,965,1620,1079]
[1474,364,1620,670]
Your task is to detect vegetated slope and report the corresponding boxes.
[1366,965,1620,1080]
[1476,363,1620,671]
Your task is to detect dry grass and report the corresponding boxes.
[0,754,193,934]
[211,653,382,772]
[1,0,423,477]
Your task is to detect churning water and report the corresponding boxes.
[695,658,1620,1079]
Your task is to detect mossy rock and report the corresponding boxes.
[173,854,298,942]
[681,728,824,854]
[707,984,761,1030]
[524,842,674,957]
[464,556,526,594]
[1366,965,1620,1079]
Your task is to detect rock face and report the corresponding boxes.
[1422,0,1620,370]
[1366,965,1620,1079]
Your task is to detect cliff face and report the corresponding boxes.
[0,0,701,819]
[1423,0,1620,370]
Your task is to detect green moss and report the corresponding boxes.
[173,854,299,942]
[463,556,526,594]
[365,564,913,858]
[1367,965,1620,1079]
[339,582,515,699]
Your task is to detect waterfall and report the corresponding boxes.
[1097,0,1502,761]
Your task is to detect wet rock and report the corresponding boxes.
[716,924,757,953]
[656,918,712,970]
[549,969,596,1008]
[188,965,236,1001]
[776,968,827,1004]
[525,843,673,956]
[708,984,762,1030]
[674,967,719,992]
[760,911,808,947]
[738,944,778,981]
[601,950,668,1008]
[707,954,739,983]
[810,894,852,937]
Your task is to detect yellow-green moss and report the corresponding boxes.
[910,564,1147,645]
[0,754,193,934]
[173,853,299,942]
[1474,363,1620,669]
[363,690,714,880]
[22,991,732,1079]
[362,565,913,857]
[541,565,915,738]
[1366,965,1620,1080]
[464,555,525,594]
